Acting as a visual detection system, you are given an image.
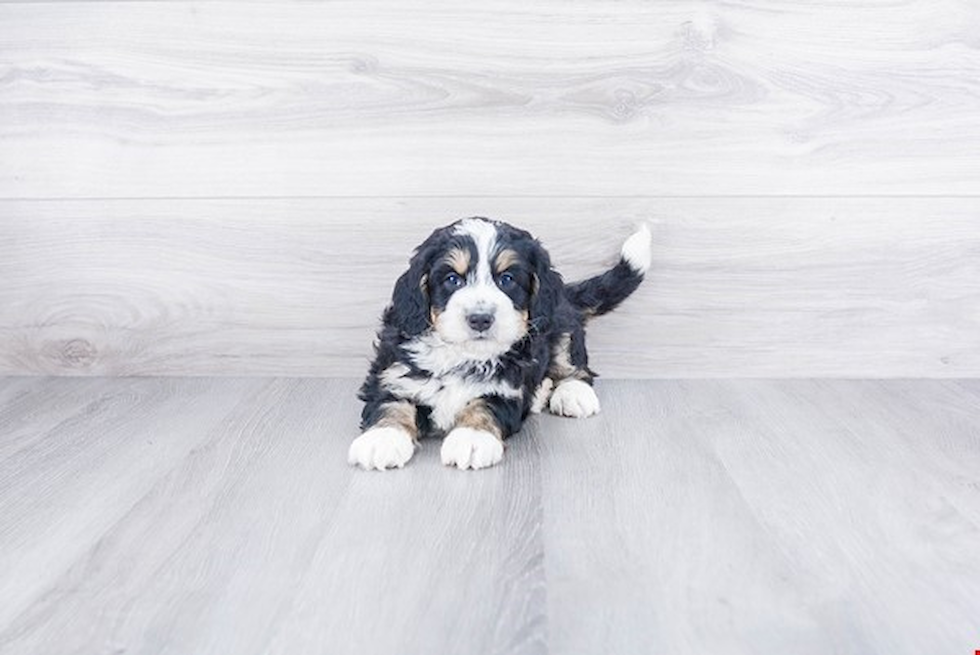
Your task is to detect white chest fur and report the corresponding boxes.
[380,361,522,431]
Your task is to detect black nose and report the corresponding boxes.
[467,312,495,332]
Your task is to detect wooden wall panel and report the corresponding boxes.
[2,197,977,378]
[2,1,978,377]
[1,1,979,197]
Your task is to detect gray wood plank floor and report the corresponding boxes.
[1,377,978,655]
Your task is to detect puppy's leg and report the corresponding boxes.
[548,330,601,418]
[349,400,419,470]
[441,396,520,470]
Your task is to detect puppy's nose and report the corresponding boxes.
[467,312,495,333]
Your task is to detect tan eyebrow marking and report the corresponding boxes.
[443,247,471,276]
[494,248,519,273]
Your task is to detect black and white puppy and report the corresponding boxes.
[351,217,651,471]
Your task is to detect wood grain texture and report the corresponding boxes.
[0,377,269,631]
[2,197,978,378]
[1,1,979,197]
[1,377,979,654]
[539,379,980,654]
[0,377,546,655]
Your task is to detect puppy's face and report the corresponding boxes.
[426,218,533,350]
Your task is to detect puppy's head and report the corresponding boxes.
[388,217,561,354]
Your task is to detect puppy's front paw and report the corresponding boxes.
[441,427,504,470]
[348,426,416,470]
[549,379,601,418]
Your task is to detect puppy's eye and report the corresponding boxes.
[498,272,516,289]
[444,273,464,288]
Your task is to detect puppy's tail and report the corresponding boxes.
[564,224,651,317]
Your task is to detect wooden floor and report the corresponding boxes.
[1,377,978,654]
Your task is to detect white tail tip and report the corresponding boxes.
[621,223,652,273]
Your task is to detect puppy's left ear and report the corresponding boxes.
[386,237,439,337]
[529,241,563,333]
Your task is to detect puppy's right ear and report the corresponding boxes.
[385,236,440,337]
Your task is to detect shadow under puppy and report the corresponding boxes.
[351,217,651,471]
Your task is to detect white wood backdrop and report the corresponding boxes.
[2,1,980,197]
[1,1,979,377]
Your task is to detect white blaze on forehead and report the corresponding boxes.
[453,218,498,283]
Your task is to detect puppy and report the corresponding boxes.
[350,217,651,471]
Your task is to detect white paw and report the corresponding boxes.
[440,427,504,470]
[348,426,416,470]
[549,379,601,418]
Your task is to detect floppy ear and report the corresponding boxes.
[385,238,439,337]
[528,241,563,334]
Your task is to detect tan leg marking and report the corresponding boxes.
[455,399,503,441]
[549,333,591,382]
[374,401,419,442]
